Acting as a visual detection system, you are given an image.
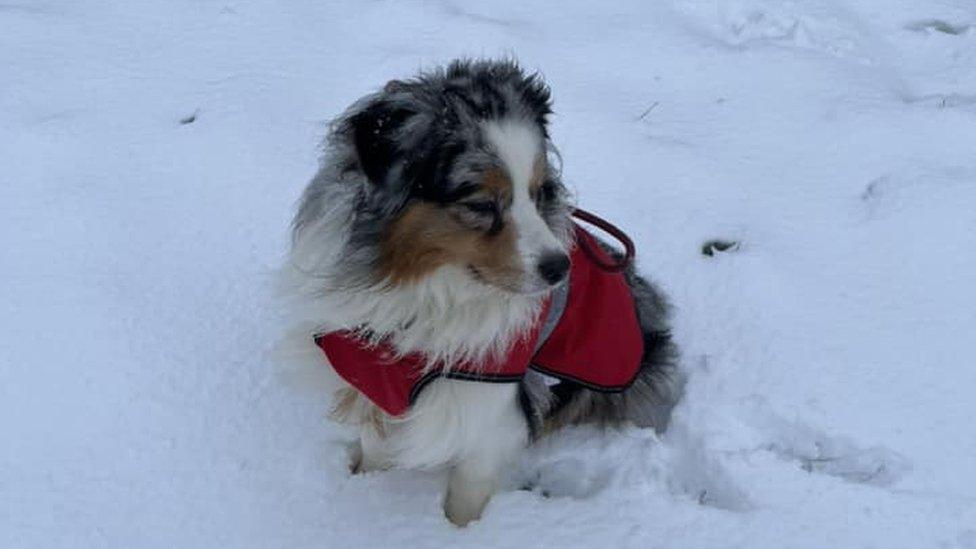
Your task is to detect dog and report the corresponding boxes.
[280,59,680,526]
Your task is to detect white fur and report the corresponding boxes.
[283,259,546,371]
[482,119,540,189]
[483,119,567,293]
[351,380,527,526]
[389,380,527,469]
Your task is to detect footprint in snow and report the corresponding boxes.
[858,168,976,222]
[516,457,612,499]
[711,4,871,63]
[906,93,976,110]
[661,422,755,512]
[751,410,911,487]
[905,20,972,36]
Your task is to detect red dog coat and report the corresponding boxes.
[314,223,644,417]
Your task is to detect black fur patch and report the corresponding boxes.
[348,101,417,188]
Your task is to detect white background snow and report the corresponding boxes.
[3,1,976,547]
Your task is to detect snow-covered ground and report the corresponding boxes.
[4,1,976,547]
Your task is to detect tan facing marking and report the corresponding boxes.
[530,154,546,192]
[481,167,514,197]
[380,171,525,288]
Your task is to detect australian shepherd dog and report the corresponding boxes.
[280,59,680,526]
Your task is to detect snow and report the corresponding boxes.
[3,1,976,547]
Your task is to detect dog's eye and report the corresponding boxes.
[536,180,559,205]
[462,201,498,216]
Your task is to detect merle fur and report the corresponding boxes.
[294,59,563,291]
[295,58,681,435]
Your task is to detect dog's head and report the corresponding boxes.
[322,60,573,295]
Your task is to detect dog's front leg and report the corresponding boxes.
[441,383,529,527]
[351,424,392,474]
[444,453,508,526]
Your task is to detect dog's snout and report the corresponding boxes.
[537,253,570,285]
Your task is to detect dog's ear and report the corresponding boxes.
[348,98,418,188]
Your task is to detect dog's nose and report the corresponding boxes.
[537,253,570,285]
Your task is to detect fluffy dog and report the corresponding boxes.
[280,59,680,526]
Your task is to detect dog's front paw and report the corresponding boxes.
[443,487,490,527]
[443,467,495,527]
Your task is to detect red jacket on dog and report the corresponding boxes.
[314,224,644,417]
